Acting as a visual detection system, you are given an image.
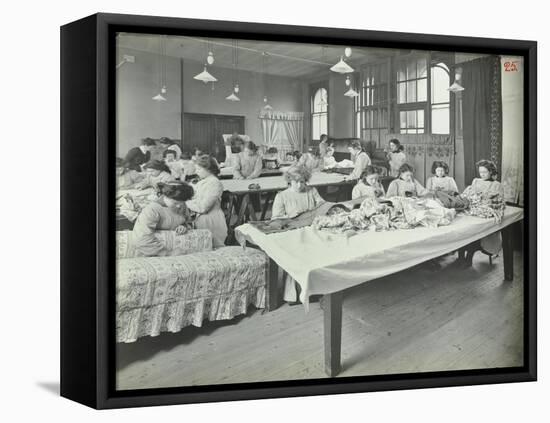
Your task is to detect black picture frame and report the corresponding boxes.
[60,12,537,409]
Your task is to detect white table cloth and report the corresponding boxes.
[235,206,524,308]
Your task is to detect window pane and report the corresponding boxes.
[417,78,427,102]
[400,111,407,129]
[407,110,416,128]
[398,82,406,104]
[431,66,450,104]
[312,115,320,140]
[320,114,327,136]
[400,128,407,134]
[417,110,425,128]
[432,104,450,134]
[407,61,417,79]
[373,109,378,128]
[397,64,406,81]
[407,80,417,103]
[356,111,361,137]
[418,58,427,78]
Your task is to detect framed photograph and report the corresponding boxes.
[60,13,537,409]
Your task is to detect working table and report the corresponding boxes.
[235,206,524,376]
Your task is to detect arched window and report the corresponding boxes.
[431,62,451,134]
[311,87,328,141]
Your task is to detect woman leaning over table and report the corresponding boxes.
[348,139,372,180]
[186,155,228,248]
[233,141,263,180]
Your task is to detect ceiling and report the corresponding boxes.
[116,33,399,79]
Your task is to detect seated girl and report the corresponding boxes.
[272,165,325,303]
[133,160,174,190]
[323,147,338,169]
[386,163,429,198]
[132,182,195,257]
[164,150,196,181]
[116,158,143,190]
[298,146,323,173]
[426,161,459,193]
[463,159,504,198]
[272,164,325,219]
[461,159,505,258]
[233,141,263,180]
[186,155,228,248]
[352,165,386,200]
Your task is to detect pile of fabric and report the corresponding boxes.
[312,197,456,235]
[116,188,156,221]
[461,190,505,223]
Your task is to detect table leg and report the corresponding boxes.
[266,258,282,312]
[236,193,250,226]
[224,193,236,227]
[324,291,343,377]
[260,192,275,220]
[502,225,514,281]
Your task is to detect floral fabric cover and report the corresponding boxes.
[116,229,212,259]
[116,246,268,343]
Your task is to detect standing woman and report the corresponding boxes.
[386,138,407,177]
[131,182,194,257]
[186,155,228,248]
[348,140,372,180]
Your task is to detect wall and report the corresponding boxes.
[116,47,182,157]
[116,46,303,156]
[182,60,303,147]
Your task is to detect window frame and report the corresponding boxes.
[310,83,329,142]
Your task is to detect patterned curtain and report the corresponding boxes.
[462,56,503,184]
[259,110,304,160]
[500,56,524,205]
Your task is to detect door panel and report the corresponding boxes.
[183,113,244,162]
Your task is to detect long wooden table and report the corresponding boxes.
[235,206,524,377]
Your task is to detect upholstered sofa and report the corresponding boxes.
[116,230,269,343]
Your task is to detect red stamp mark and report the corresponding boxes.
[504,61,519,72]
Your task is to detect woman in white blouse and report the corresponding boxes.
[348,140,372,180]
[186,155,228,248]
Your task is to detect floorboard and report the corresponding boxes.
[116,251,524,390]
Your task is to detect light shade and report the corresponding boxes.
[344,88,359,97]
[448,81,465,92]
[193,66,218,83]
[225,92,240,101]
[152,93,167,101]
[330,57,354,74]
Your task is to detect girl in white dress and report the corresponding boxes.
[271,165,325,303]
[386,138,407,177]
[348,140,372,180]
[386,163,429,198]
[186,155,228,248]
[352,166,386,200]
[426,161,459,193]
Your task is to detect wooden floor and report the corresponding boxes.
[116,251,524,390]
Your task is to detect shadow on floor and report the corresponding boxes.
[36,381,60,396]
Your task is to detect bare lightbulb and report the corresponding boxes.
[234,84,239,93]
[345,76,351,86]
[161,85,167,94]
[263,96,268,102]
[207,52,214,65]
[344,47,352,58]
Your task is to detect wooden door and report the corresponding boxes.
[183,113,244,162]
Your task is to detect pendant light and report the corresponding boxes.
[330,56,354,74]
[344,73,359,97]
[193,38,217,84]
[152,35,168,101]
[344,47,352,58]
[261,52,273,110]
[226,40,241,102]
